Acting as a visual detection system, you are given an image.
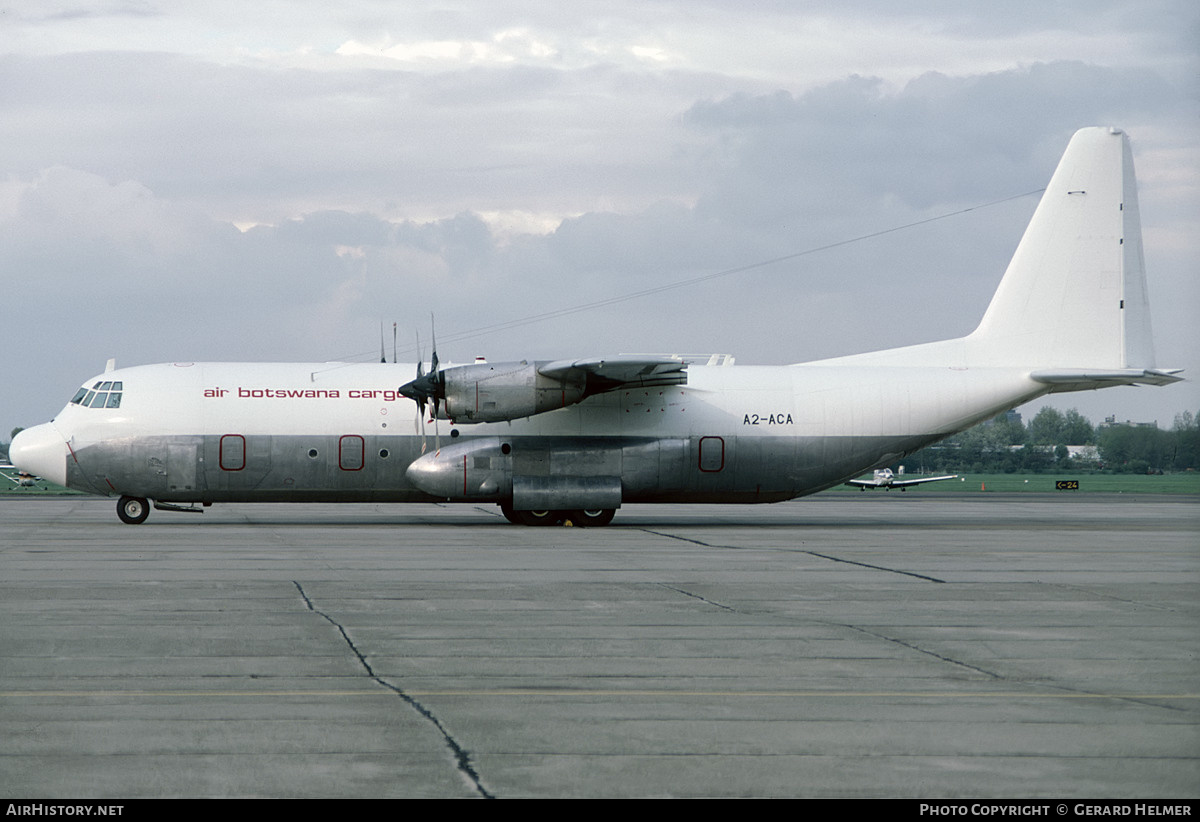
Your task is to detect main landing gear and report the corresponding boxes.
[117,495,150,525]
[499,504,616,527]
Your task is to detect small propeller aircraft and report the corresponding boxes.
[845,467,957,491]
[0,464,42,488]
[10,127,1182,525]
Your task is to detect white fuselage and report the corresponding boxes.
[16,359,1045,505]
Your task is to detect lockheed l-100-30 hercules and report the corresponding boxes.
[10,127,1181,525]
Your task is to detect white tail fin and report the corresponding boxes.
[969,126,1157,370]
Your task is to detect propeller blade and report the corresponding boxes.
[433,402,440,455]
[417,398,427,453]
[430,313,439,375]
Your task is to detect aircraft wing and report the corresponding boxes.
[1,470,40,486]
[888,474,958,488]
[845,474,957,489]
[538,356,688,391]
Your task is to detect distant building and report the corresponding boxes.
[1099,415,1158,429]
[985,409,1022,427]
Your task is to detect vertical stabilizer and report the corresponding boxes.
[969,127,1157,369]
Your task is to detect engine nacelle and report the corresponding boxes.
[440,360,586,423]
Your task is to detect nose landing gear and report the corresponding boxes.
[117,495,150,525]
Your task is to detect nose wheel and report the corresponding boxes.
[117,495,150,525]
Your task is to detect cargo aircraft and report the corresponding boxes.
[10,128,1182,525]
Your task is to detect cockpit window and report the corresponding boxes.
[72,382,123,409]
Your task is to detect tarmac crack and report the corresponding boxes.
[844,624,1004,679]
[293,581,494,799]
[639,529,946,582]
[1050,582,1179,612]
[842,623,1190,712]
[803,551,946,583]
[658,584,739,612]
[636,528,750,550]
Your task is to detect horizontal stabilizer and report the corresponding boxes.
[1030,368,1183,390]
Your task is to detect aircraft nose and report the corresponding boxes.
[10,423,68,488]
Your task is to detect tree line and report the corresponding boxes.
[904,407,1200,475]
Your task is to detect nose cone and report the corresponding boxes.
[10,424,68,487]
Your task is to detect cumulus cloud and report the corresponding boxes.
[2,4,1197,434]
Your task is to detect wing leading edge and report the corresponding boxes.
[538,356,689,393]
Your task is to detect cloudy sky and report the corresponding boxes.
[3,1,1198,439]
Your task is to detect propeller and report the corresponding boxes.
[399,317,444,453]
[411,331,428,451]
